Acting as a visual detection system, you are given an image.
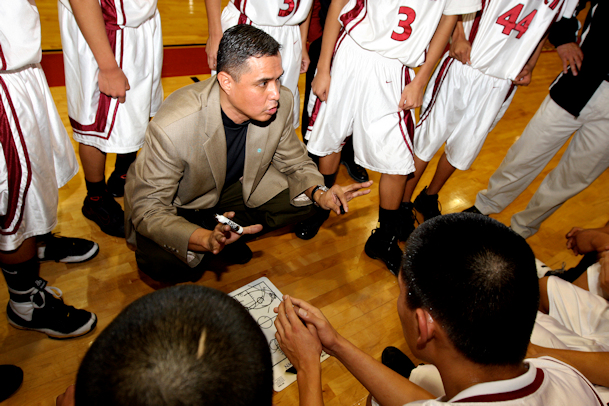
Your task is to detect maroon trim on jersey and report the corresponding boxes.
[234,0,246,13]
[468,0,488,45]
[294,0,302,15]
[0,43,6,71]
[0,77,32,235]
[454,369,545,403]
[340,0,366,32]
[542,358,605,406]
[416,56,454,128]
[237,12,251,25]
[70,25,121,140]
[398,66,415,158]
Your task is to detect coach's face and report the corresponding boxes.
[219,54,283,123]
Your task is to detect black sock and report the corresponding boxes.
[323,173,337,188]
[85,179,107,198]
[113,152,137,176]
[1,257,46,300]
[379,207,399,235]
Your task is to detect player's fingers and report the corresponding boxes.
[284,296,303,326]
[276,300,291,330]
[274,317,286,338]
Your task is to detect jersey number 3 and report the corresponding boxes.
[278,0,295,16]
[391,7,416,41]
[496,4,537,39]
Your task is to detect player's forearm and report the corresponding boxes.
[332,337,434,406]
[316,0,348,73]
[415,14,458,84]
[68,0,118,71]
[205,0,224,38]
[300,6,313,45]
[452,18,466,41]
[538,352,609,387]
[525,32,548,70]
[297,365,325,406]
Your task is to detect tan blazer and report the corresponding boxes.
[125,77,323,267]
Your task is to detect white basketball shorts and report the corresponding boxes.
[59,4,163,153]
[305,33,416,175]
[414,54,516,170]
[0,65,78,251]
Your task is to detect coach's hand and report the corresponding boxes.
[99,66,130,103]
[314,180,373,215]
[188,212,263,254]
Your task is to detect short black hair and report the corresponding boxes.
[75,285,273,406]
[216,24,281,81]
[401,213,539,366]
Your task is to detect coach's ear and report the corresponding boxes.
[217,71,234,94]
[414,308,436,350]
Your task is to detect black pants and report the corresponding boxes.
[135,182,316,282]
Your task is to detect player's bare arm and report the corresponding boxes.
[300,7,313,73]
[449,17,471,64]
[69,0,130,103]
[188,212,263,254]
[204,0,224,70]
[556,42,583,76]
[527,343,609,387]
[513,33,549,86]
[400,14,458,111]
[276,297,435,406]
[311,0,348,101]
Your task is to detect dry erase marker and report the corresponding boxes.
[215,214,244,234]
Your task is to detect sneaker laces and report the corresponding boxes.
[8,284,64,322]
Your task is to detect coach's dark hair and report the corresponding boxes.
[75,285,273,406]
[216,24,281,81]
[401,213,539,366]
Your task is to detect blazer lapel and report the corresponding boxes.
[243,122,270,199]
[203,82,227,192]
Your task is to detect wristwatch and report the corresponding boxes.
[311,185,329,207]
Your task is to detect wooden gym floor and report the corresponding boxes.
[1,2,607,405]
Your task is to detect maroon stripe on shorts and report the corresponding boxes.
[417,56,454,127]
[0,43,6,71]
[0,77,32,235]
[398,66,414,158]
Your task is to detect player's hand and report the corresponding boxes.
[599,250,609,297]
[204,212,262,254]
[56,385,76,406]
[275,296,342,357]
[316,181,373,215]
[556,42,583,76]
[301,46,311,74]
[566,226,584,254]
[513,64,533,86]
[399,80,425,111]
[206,33,222,71]
[449,37,471,64]
[274,295,323,373]
[98,66,130,103]
[311,70,331,102]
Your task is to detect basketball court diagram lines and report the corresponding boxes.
[230,277,330,391]
[230,278,287,367]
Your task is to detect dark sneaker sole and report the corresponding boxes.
[82,207,125,238]
[38,243,100,263]
[7,312,97,340]
[364,245,400,276]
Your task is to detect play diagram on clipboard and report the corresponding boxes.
[230,277,329,392]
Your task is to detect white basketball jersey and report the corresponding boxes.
[464,0,578,80]
[0,0,42,71]
[58,0,157,28]
[230,0,313,26]
[339,0,481,67]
